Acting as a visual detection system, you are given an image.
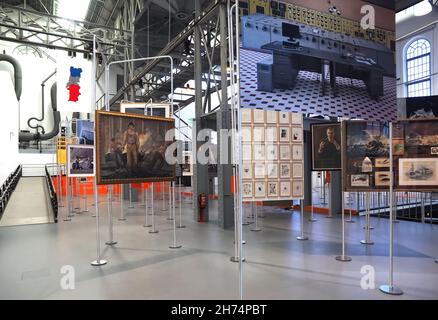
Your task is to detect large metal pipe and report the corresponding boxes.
[19,82,60,142]
[0,53,23,101]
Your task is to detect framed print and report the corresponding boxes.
[375,158,390,168]
[291,112,302,124]
[95,111,175,185]
[431,147,438,155]
[76,119,94,145]
[241,108,252,123]
[243,182,253,198]
[265,126,278,142]
[242,163,252,179]
[266,111,278,123]
[280,181,291,197]
[292,145,303,160]
[280,145,290,160]
[253,109,265,123]
[280,163,291,178]
[267,181,279,197]
[266,144,278,160]
[242,144,252,161]
[67,144,95,177]
[254,181,266,198]
[311,123,341,170]
[375,171,390,186]
[292,126,302,142]
[241,126,252,142]
[253,126,265,142]
[399,158,438,186]
[345,121,389,159]
[279,111,290,124]
[267,163,278,178]
[292,162,303,178]
[351,174,369,187]
[292,181,304,198]
[254,163,266,178]
[253,144,266,160]
[279,127,290,142]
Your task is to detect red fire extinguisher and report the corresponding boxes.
[198,192,207,222]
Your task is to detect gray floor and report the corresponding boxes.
[0,192,437,300]
[0,177,53,227]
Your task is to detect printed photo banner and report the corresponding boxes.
[56,56,92,113]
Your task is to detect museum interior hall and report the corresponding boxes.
[0,0,437,301]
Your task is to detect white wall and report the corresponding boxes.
[396,9,438,98]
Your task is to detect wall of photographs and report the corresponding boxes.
[241,109,304,200]
[393,119,438,191]
[342,121,390,191]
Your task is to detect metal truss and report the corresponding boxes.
[0,3,131,56]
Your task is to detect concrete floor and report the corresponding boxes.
[0,177,53,227]
[0,193,437,300]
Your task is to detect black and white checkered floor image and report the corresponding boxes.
[240,48,397,121]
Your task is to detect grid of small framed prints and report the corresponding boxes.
[393,119,438,191]
[241,108,304,201]
[342,120,390,191]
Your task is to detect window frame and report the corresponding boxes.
[405,38,432,97]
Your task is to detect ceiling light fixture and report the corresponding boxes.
[414,0,432,16]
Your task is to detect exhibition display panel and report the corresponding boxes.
[241,108,304,201]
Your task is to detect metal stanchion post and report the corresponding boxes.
[297,199,308,240]
[161,182,167,212]
[64,176,72,222]
[149,183,158,234]
[326,179,333,218]
[336,189,351,262]
[166,182,173,220]
[91,182,96,217]
[380,122,402,295]
[68,178,75,217]
[128,184,134,208]
[361,192,374,245]
[393,192,400,223]
[250,202,262,232]
[91,34,107,266]
[119,184,126,221]
[421,193,425,224]
[177,177,186,228]
[309,176,317,222]
[346,192,355,223]
[74,178,80,211]
[169,182,182,249]
[58,165,64,207]
[143,184,151,228]
[91,181,106,266]
[106,186,117,245]
[83,178,89,212]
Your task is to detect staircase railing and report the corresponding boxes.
[44,164,58,223]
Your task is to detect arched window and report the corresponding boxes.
[406,38,431,97]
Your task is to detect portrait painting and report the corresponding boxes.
[95,111,175,185]
[67,144,95,177]
[311,123,341,170]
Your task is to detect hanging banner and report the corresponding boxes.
[56,56,92,113]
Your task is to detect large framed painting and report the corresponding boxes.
[95,110,175,185]
[311,123,342,170]
[67,144,95,177]
[393,119,438,191]
[343,120,390,191]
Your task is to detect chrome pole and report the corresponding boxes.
[119,184,126,221]
[177,177,186,228]
[380,122,402,295]
[297,199,308,240]
[250,202,262,232]
[169,181,182,249]
[149,183,158,234]
[106,186,117,245]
